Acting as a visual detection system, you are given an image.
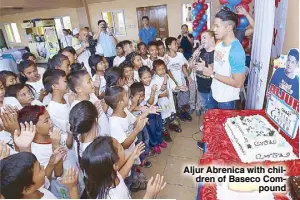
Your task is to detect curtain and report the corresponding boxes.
[245,0,275,110]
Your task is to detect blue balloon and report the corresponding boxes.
[237,16,249,30]
[196,26,202,32]
[192,15,196,20]
[222,4,236,12]
[199,20,205,26]
[192,31,198,38]
[192,9,198,16]
[202,14,208,21]
[228,0,242,6]
[196,3,203,11]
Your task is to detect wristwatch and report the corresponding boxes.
[210,72,216,79]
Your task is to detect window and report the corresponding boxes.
[102,10,126,36]
[3,23,21,43]
[182,3,211,32]
[54,16,72,39]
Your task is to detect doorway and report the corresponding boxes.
[136,5,169,39]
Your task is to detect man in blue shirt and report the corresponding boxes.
[138,16,157,45]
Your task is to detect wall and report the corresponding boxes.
[76,7,90,28]
[0,8,80,48]
[282,0,299,54]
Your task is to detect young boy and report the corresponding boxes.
[121,40,134,57]
[113,42,126,67]
[165,37,192,122]
[156,40,169,65]
[137,42,149,65]
[58,46,78,65]
[144,41,159,70]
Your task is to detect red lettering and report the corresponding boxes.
[273,28,278,45]
[293,100,299,112]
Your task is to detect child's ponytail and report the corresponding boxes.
[104,67,124,88]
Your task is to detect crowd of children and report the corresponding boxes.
[0,31,214,199]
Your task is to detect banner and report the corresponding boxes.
[44,27,60,59]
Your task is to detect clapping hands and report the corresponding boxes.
[14,121,36,151]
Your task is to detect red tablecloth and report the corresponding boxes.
[198,109,300,200]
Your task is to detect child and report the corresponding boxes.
[4,84,43,109]
[144,41,159,70]
[138,66,167,153]
[128,52,143,82]
[58,46,78,65]
[0,70,18,88]
[165,37,192,122]
[121,40,134,56]
[47,53,71,76]
[113,42,126,67]
[70,63,86,73]
[80,136,166,199]
[156,40,166,58]
[67,70,110,136]
[152,59,187,137]
[119,60,134,89]
[89,54,108,99]
[22,52,37,63]
[18,60,47,101]
[43,69,70,145]
[137,42,148,66]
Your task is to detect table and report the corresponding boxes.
[198,109,300,200]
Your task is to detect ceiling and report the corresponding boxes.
[0,0,115,15]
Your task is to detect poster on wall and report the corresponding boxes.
[266,48,299,139]
[44,27,60,59]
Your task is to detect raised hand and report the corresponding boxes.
[0,141,10,160]
[135,118,148,133]
[0,108,19,134]
[14,121,36,150]
[130,142,145,160]
[94,100,104,116]
[50,127,62,148]
[144,174,167,199]
[93,75,101,88]
[60,168,79,190]
[49,146,67,165]
[151,84,158,93]
[236,6,248,15]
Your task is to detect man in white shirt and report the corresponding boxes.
[198,8,246,110]
[61,29,73,48]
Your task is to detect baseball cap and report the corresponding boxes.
[73,28,80,35]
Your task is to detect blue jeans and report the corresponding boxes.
[136,127,150,161]
[207,91,236,110]
[146,113,163,147]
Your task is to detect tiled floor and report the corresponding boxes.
[132,113,204,200]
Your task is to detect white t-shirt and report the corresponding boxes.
[140,82,159,106]
[144,58,155,70]
[133,70,140,82]
[0,130,18,155]
[113,56,126,67]
[75,44,92,76]
[61,35,73,48]
[26,78,44,100]
[73,140,92,159]
[167,52,188,87]
[141,56,149,66]
[92,75,106,95]
[103,172,131,199]
[39,187,57,199]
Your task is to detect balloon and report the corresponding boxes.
[192,31,198,38]
[196,15,202,21]
[199,20,205,26]
[197,35,201,40]
[202,25,208,31]
[237,15,249,29]
[196,26,202,32]
[235,2,250,14]
[219,0,228,5]
[192,9,198,16]
[198,0,205,3]
[202,14,208,21]
[199,10,205,15]
[193,20,199,26]
[192,15,196,20]
[192,2,197,8]
[242,38,249,48]
[222,3,236,12]
[242,0,252,3]
[203,3,209,10]
[228,0,242,6]
[193,26,197,31]
[196,3,203,11]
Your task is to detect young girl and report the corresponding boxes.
[18,60,47,101]
[4,83,43,109]
[165,37,192,122]
[129,52,143,82]
[89,54,108,99]
[0,71,18,88]
[137,42,149,66]
[138,66,167,153]
[119,61,134,90]
[70,63,86,73]
[58,46,78,65]
[80,136,166,199]
[144,42,159,70]
[48,53,71,76]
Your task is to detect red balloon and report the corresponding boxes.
[196,15,201,21]
[192,2,197,8]
[242,0,252,4]
[193,26,197,31]
[219,0,228,5]
[242,38,249,48]
[202,25,208,31]
[199,10,205,15]
[197,35,201,40]
[193,20,199,26]
[198,0,205,3]
[237,15,241,26]
[203,4,209,10]
[236,2,250,14]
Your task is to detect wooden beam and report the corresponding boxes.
[82,0,92,28]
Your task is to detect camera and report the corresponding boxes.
[87,35,98,55]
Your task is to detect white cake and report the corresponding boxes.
[224,115,297,163]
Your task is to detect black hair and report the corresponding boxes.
[119,60,133,70]
[58,46,76,55]
[104,67,124,88]
[138,65,151,78]
[42,69,66,93]
[130,82,145,96]
[67,70,89,93]
[165,37,177,50]
[116,42,123,49]
[80,136,119,199]
[17,60,36,84]
[121,40,132,49]
[22,52,36,61]
[137,42,147,50]
[156,40,165,47]
[69,100,98,162]
[142,16,149,21]
[0,152,37,199]
[88,54,105,76]
[97,20,106,26]
[0,71,17,87]
[181,24,188,29]
[153,59,167,71]
[70,63,86,73]
[47,53,69,70]
[104,86,125,110]
[125,52,141,65]
[147,41,157,49]
[288,49,299,62]
[5,83,35,99]
[215,9,238,29]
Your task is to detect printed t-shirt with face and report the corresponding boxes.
[166,52,188,87]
